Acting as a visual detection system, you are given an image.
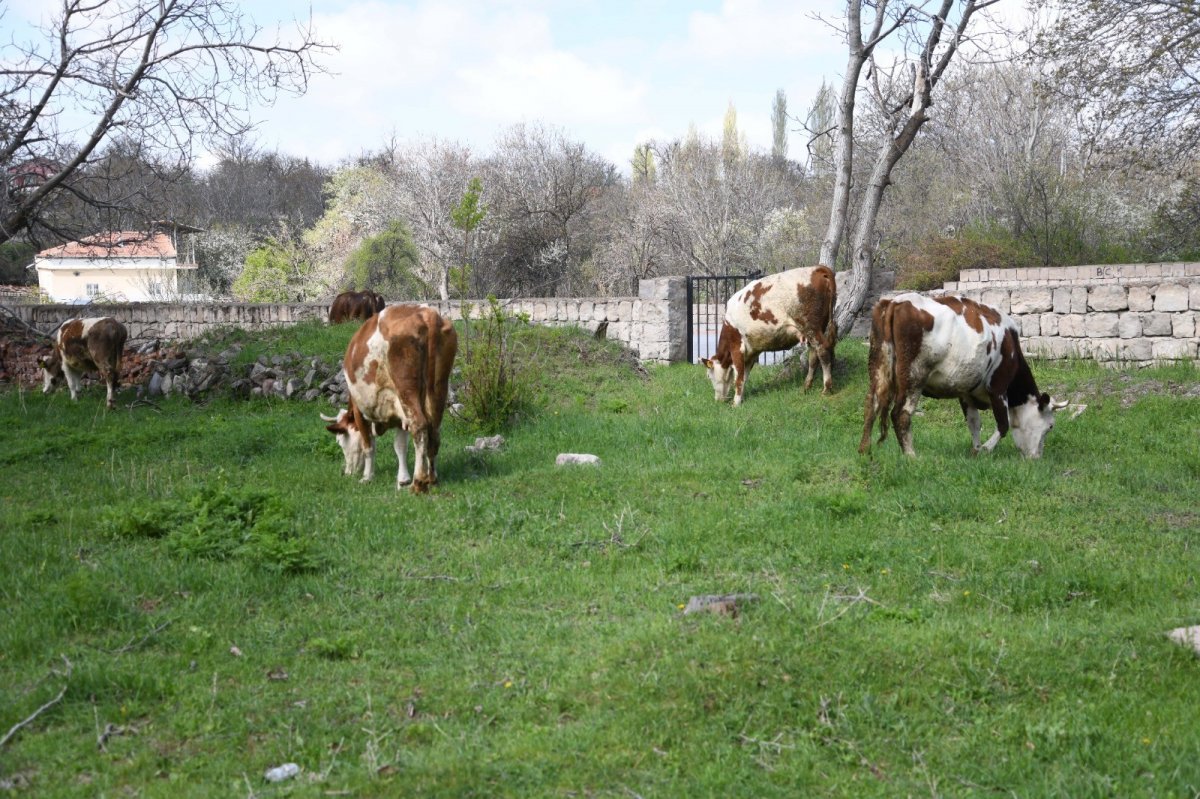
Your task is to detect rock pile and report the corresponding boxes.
[138,341,349,405]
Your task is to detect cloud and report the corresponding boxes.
[454,51,647,125]
[672,0,842,62]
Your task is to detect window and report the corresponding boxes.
[148,281,164,298]
[86,283,100,298]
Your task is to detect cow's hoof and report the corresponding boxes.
[410,478,432,495]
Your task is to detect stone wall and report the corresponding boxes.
[9,276,689,364]
[941,263,1200,365]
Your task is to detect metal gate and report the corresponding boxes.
[686,273,789,365]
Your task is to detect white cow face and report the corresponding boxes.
[1010,393,1069,459]
[700,357,734,402]
[322,409,366,476]
[37,352,64,394]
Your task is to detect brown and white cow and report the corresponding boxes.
[700,265,837,406]
[37,317,127,409]
[322,304,457,493]
[329,290,386,324]
[859,293,1071,459]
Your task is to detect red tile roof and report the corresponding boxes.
[37,231,177,259]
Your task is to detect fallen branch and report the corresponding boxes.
[0,656,72,749]
[105,620,172,655]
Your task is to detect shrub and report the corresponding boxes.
[455,297,532,433]
[896,226,1032,291]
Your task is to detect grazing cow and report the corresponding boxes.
[322,304,456,493]
[37,317,127,409]
[329,290,386,324]
[700,265,837,406]
[859,293,1069,459]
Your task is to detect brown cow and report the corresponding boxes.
[329,290,386,324]
[322,304,457,493]
[700,265,837,405]
[859,292,1071,459]
[37,317,128,409]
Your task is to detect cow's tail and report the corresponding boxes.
[859,299,897,453]
[821,266,838,360]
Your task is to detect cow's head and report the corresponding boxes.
[321,409,366,476]
[700,357,735,402]
[37,350,64,394]
[1010,393,1070,458]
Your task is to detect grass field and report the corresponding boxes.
[2,321,1199,797]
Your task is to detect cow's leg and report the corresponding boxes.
[891,387,921,456]
[803,345,817,392]
[64,364,83,401]
[980,394,1009,453]
[409,423,433,494]
[101,360,119,409]
[817,341,833,395]
[360,428,377,483]
[393,427,412,488]
[961,400,982,454]
[732,351,751,406]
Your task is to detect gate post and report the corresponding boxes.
[636,277,687,363]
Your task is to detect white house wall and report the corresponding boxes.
[36,256,195,303]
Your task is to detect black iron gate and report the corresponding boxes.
[686,273,788,365]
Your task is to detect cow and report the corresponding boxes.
[321,304,457,494]
[329,290,386,324]
[700,265,837,406]
[858,293,1070,459]
[37,317,128,409]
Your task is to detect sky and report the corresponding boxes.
[5,0,1029,173]
[217,0,852,171]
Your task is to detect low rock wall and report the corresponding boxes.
[9,276,688,364]
[941,263,1200,365]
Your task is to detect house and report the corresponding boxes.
[34,223,202,303]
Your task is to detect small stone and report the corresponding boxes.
[556,453,601,466]
[683,593,759,617]
[465,435,506,453]
[263,763,300,783]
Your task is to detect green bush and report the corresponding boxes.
[896,226,1032,290]
[456,297,532,433]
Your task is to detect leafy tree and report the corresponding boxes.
[771,89,789,162]
[231,228,312,302]
[344,221,427,299]
[450,177,487,299]
[0,242,36,285]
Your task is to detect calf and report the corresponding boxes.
[322,305,456,493]
[329,290,386,324]
[38,317,127,409]
[701,265,837,405]
[859,293,1068,459]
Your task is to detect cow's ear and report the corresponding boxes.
[700,358,713,368]
[326,423,345,434]
[1038,392,1051,410]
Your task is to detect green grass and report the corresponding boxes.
[2,326,1199,797]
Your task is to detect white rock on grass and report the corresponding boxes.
[465,435,506,454]
[1167,626,1200,656]
[556,453,601,466]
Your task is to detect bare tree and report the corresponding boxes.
[0,0,330,247]
[819,0,1001,337]
[1031,1,1200,165]
[389,138,477,300]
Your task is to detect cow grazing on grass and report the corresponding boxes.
[37,317,127,409]
[329,290,385,324]
[859,293,1070,459]
[700,265,837,406]
[322,305,457,493]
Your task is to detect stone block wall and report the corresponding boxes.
[940,263,1200,365]
[10,276,690,364]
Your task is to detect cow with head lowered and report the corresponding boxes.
[37,317,127,409]
[322,304,457,494]
[701,265,837,406]
[859,293,1072,459]
[329,290,386,324]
